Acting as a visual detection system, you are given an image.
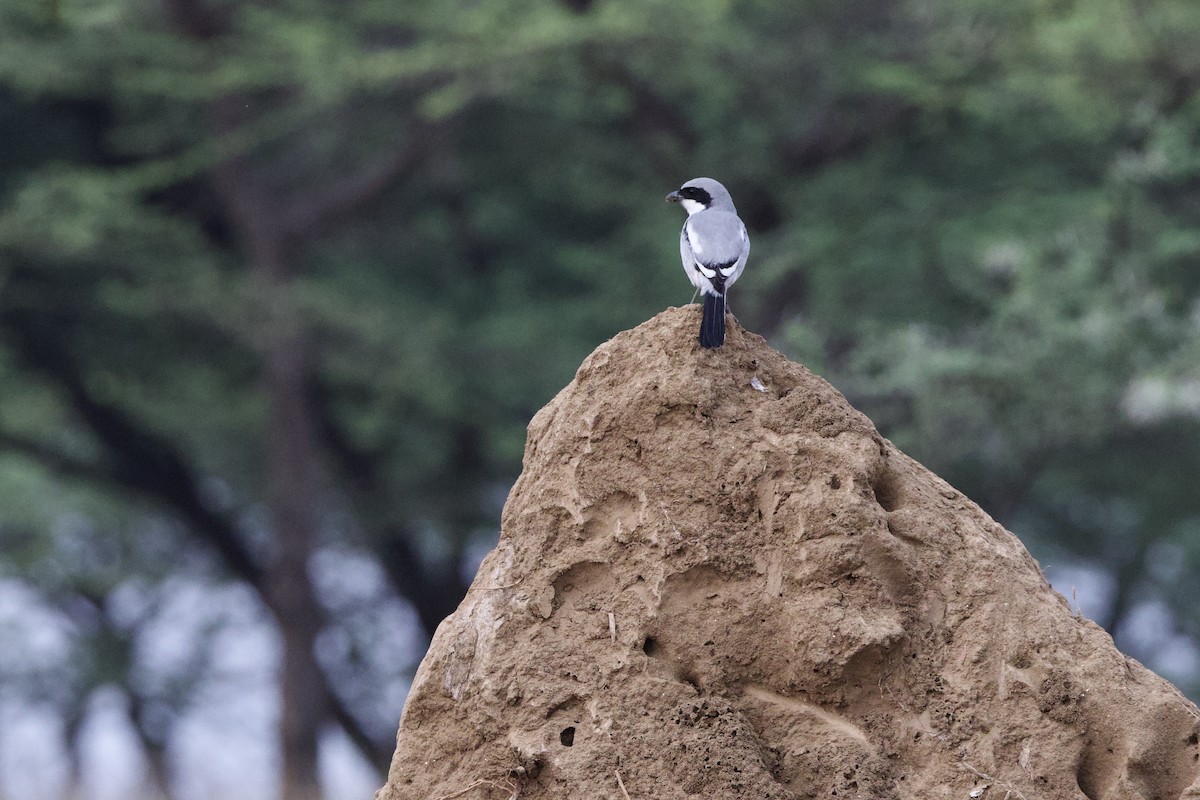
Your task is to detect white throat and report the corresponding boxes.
[680,198,707,216]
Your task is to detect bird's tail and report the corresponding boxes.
[699,292,726,348]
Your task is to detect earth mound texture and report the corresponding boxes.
[377,307,1200,800]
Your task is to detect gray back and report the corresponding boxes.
[686,210,747,267]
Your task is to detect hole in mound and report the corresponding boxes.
[559,727,575,747]
[642,637,660,657]
[678,666,701,691]
[872,467,903,512]
[829,475,841,490]
[1075,739,1119,800]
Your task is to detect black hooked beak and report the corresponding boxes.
[665,190,681,203]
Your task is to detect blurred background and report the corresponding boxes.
[0,0,1198,798]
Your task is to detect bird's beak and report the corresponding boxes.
[665,191,681,203]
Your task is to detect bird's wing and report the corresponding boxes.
[685,211,747,270]
[685,211,749,289]
[679,225,703,289]
[725,220,749,288]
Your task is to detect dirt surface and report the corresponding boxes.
[377,307,1200,800]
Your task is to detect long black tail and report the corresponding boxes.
[700,292,726,348]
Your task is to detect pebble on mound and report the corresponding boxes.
[376,306,1200,800]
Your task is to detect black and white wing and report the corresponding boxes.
[684,210,749,295]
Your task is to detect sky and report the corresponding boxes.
[0,574,405,800]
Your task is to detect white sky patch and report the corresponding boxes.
[1122,375,1200,424]
[0,705,69,800]
[0,574,400,800]
[311,546,391,610]
[0,579,74,667]
[1117,600,1200,687]
[78,689,151,800]
[461,531,497,586]
[320,728,384,800]
[173,700,277,800]
[1045,562,1114,625]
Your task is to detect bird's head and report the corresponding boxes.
[666,177,735,216]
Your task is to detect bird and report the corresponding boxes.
[666,177,750,348]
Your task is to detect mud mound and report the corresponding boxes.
[377,307,1200,800]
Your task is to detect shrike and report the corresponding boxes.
[666,177,749,348]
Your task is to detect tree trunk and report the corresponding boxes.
[263,327,328,800]
[211,98,329,798]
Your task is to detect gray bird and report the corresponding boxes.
[666,177,750,348]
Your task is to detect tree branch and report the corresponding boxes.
[0,351,396,772]
[308,377,469,637]
[0,429,109,482]
[775,99,915,173]
[330,698,392,772]
[278,125,445,242]
[0,324,264,587]
[158,0,230,40]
